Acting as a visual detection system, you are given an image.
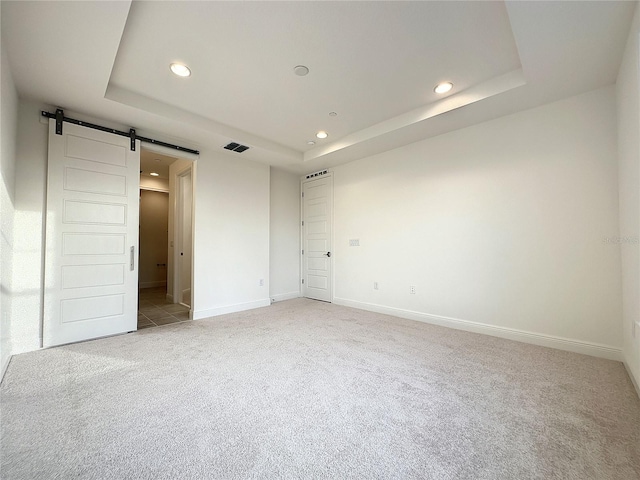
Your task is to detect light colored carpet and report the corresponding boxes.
[1,298,639,479]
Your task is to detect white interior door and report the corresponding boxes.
[43,120,140,347]
[177,168,192,307]
[302,175,333,302]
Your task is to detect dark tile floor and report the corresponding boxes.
[138,287,191,330]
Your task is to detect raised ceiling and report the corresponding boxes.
[1,1,635,174]
[110,1,520,151]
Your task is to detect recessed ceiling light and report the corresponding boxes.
[434,82,453,94]
[329,112,337,117]
[155,158,161,163]
[316,131,328,139]
[170,63,191,77]
[307,141,316,146]
[294,65,309,76]
[150,172,159,177]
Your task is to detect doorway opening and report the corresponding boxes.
[138,149,195,329]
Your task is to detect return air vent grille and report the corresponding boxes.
[306,169,328,179]
[223,142,250,153]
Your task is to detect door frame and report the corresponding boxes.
[174,165,195,310]
[300,171,334,302]
[140,143,198,314]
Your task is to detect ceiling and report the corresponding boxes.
[1,1,635,175]
[140,150,177,180]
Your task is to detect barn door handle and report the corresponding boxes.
[324,252,331,257]
[130,246,135,271]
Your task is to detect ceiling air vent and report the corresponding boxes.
[223,142,250,153]
[306,169,328,179]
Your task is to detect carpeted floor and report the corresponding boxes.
[1,298,639,479]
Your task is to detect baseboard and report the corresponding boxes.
[623,360,640,400]
[139,281,167,289]
[270,292,300,303]
[1,352,12,384]
[193,298,271,320]
[166,293,174,302]
[333,297,623,362]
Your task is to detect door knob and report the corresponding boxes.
[324,252,331,257]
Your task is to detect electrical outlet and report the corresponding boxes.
[409,285,416,294]
[259,279,264,287]
[374,282,378,290]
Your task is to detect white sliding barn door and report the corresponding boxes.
[44,120,140,347]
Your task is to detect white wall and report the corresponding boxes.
[1,30,19,376]
[617,6,640,391]
[193,154,271,318]
[332,86,623,360]
[139,190,169,288]
[269,167,300,302]
[11,100,48,355]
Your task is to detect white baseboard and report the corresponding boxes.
[193,298,271,320]
[139,281,167,289]
[333,297,623,362]
[623,360,640,399]
[1,353,11,384]
[270,292,300,303]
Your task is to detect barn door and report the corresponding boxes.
[43,119,140,347]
